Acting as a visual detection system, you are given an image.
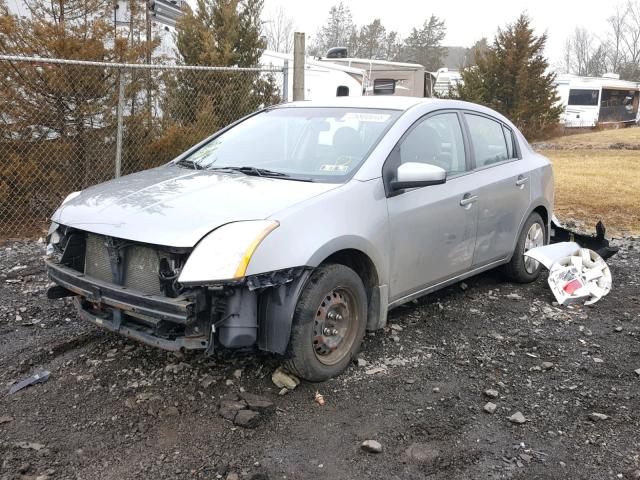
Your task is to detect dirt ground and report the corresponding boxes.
[1,236,639,480]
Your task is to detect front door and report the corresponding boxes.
[385,112,478,302]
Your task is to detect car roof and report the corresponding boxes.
[281,96,435,111]
[274,97,521,137]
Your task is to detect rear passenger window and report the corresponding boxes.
[465,114,509,168]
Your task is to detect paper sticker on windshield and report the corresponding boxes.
[319,164,350,172]
[341,112,390,123]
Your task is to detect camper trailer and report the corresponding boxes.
[261,50,367,102]
[320,48,426,97]
[426,68,463,97]
[554,73,640,128]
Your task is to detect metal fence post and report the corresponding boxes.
[282,60,289,102]
[115,68,125,178]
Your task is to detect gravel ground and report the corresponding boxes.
[0,238,639,480]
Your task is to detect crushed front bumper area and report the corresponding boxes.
[45,260,208,351]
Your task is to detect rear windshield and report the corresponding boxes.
[177,107,401,182]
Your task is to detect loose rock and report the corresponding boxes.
[361,440,383,453]
[239,393,275,413]
[271,367,300,390]
[218,399,247,421]
[484,402,497,414]
[484,389,499,398]
[589,412,609,421]
[233,409,260,429]
[365,366,386,375]
[508,412,527,424]
[0,415,14,424]
[542,362,554,370]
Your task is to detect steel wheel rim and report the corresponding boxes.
[313,287,358,366]
[524,222,544,274]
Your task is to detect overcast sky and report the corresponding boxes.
[261,0,611,64]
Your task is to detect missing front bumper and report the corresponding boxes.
[45,260,209,351]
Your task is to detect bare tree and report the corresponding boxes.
[565,27,607,76]
[263,6,294,54]
[620,0,640,79]
[606,3,629,73]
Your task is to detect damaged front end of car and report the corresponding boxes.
[44,223,310,355]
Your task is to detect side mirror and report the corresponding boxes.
[390,162,447,191]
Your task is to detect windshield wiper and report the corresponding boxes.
[208,166,287,177]
[176,158,206,170]
[207,166,314,182]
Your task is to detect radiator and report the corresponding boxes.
[84,234,167,295]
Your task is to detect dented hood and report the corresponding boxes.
[52,165,339,247]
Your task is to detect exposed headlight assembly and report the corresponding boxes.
[178,220,279,284]
[46,222,61,257]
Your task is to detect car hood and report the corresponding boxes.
[53,165,339,247]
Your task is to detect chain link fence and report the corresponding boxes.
[0,55,286,237]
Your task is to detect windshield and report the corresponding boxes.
[176,107,401,182]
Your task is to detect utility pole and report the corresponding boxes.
[293,32,305,101]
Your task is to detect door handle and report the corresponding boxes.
[460,194,478,207]
[516,176,529,187]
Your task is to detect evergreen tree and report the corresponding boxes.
[399,15,446,69]
[155,0,276,160]
[0,0,157,221]
[352,19,386,59]
[309,2,356,56]
[454,14,562,139]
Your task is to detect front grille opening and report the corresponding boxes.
[82,233,187,297]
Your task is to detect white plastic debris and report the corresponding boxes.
[525,242,612,306]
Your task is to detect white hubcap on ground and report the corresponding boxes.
[524,223,544,274]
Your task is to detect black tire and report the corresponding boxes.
[284,264,367,382]
[504,212,546,283]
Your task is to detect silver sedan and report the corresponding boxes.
[45,97,553,380]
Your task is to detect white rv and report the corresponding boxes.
[319,49,426,98]
[554,73,640,128]
[261,50,367,102]
[426,68,462,97]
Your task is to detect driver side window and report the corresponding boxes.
[399,113,467,174]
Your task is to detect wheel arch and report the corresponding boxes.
[507,203,550,262]
[319,248,386,331]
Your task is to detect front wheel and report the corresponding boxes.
[504,212,546,283]
[285,264,367,381]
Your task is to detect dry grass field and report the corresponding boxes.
[546,125,640,148]
[537,127,640,236]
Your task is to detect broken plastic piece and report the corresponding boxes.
[525,243,612,306]
[8,370,51,394]
[524,241,580,269]
[550,217,618,260]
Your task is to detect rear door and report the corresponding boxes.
[462,113,531,267]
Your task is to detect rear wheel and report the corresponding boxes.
[504,212,546,283]
[285,264,367,381]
